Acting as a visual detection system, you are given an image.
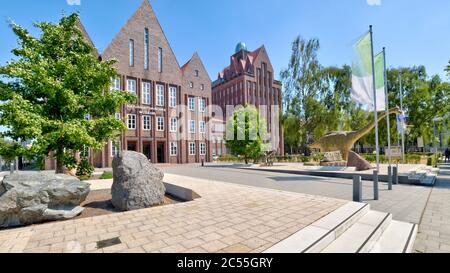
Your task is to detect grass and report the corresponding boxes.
[99,171,113,180]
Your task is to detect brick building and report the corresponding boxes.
[211,43,284,156]
[46,0,212,169]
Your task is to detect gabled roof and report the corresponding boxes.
[102,0,181,69]
[217,45,265,80]
[181,52,212,82]
[76,18,98,56]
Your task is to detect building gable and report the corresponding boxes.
[252,46,274,75]
[102,0,182,85]
[182,53,212,97]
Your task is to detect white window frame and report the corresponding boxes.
[169,87,177,108]
[144,28,149,70]
[127,79,136,94]
[170,142,178,156]
[200,143,206,156]
[157,117,164,131]
[158,47,163,73]
[188,97,195,111]
[127,114,136,130]
[156,84,165,107]
[143,115,151,131]
[199,121,206,134]
[129,39,134,67]
[199,98,206,112]
[189,82,194,88]
[170,117,178,133]
[111,141,121,157]
[111,77,121,91]
[189,142,196,156]
[200,84,205,91]
[142,82,151,105]
[189,120,196,134]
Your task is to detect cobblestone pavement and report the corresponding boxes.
[0,174,346,253]
[414,165,450,253]
[162,164,432,224]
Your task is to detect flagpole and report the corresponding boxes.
[383,47,392,167]
[370,25,380,172]
[399,74,406,163]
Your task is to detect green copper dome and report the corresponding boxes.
[235,42,247,53]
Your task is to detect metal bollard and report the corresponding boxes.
[393,166,399,185]
[388,166,393,191]
[373,170,379,201]
[10,162,14,175]
[353,175,362,203]
[201,159,205,167]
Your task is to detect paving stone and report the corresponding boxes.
[0,173,345,253]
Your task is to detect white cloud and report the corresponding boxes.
[67,0,81,5]
[367,0,382,6]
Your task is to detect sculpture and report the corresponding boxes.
[308,107,399,161]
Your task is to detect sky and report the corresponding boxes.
[0,0,449,82]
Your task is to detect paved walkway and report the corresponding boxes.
[162,164,432,224]
[414,165,450,253]
[0,174,346,253]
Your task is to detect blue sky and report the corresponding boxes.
[0,0,449,81]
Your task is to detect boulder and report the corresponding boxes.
[322,151,344,162]
[111,151,166,211]
[0,172,90,228]
[320,151,347,167]
[347,151,373,171]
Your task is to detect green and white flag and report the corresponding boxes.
[351,32,386,111]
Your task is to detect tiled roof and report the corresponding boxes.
[217,46,264,81]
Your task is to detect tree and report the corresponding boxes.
[0,14,135,173]
[446,61,450,76]
[282,113,302,154]
[0,138,21,165]
[383,67,450,149]
[281,36,323,153]
[225,106,268,164]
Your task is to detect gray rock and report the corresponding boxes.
[111,151,166,211]
[0,172,90,228]
[347,151,373,171]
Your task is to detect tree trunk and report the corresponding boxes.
[55,146,65,174]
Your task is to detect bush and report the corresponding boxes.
[63,154,77,170]
[76,157,94,179]
[100,171,113,180]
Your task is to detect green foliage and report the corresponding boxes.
[62,152,77,170]
[0,138,20,163]
[76,157,94,179]
[281,36,365,153]
[100,171,113,180]
[385,67,450,147]
[225,106,268,164]
[0,13,135,173]
[281,35,450,154]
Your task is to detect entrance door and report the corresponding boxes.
[143,143,152,160]
[157,143,165,163]
[127,141,137,152]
